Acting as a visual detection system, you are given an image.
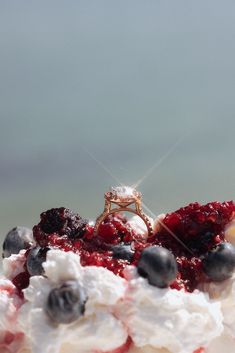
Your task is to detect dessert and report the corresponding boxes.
[0,186,235,353]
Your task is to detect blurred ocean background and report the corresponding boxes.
[0,1,235,245]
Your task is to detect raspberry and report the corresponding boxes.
[101,214,137,243]
[79,249,129,276]
[159,201,235,254]
[74,214,139,275]
[33,208,88,246]
[29,202,234,292]
[155,201,235,291]
[98,223,119,244]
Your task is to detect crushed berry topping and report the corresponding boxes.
[155,201,235,291]
[102,336,132,353]
[193,348,205,353]
[16,201,234,294]
[77,214,138,276]
[98,214,137,244]
[33,207,88,246]
[12,271,30,297]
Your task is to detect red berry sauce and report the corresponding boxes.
[193,348,205,353]
[95,337,132,353]
[155,201,235,291]
[18,201,234,294]
[12,271,30,297]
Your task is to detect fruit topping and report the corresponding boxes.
[102,337,132,353]
[98,222,119,244]
[45,280,87,324]
[12,271,30,295]
[28,200,234,293]
[97,214,137,244]
[155,201,235,291]
[193,348,205,353]
[137,246,178,288]
[33,207,88,246]
[26,246,50,276]
[156,201,235,256]
[2,227,33,258]
[202,242,235,282]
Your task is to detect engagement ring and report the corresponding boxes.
[94,186,153,237]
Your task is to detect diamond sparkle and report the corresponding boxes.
[107,186,141,202]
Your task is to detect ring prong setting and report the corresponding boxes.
[94,186,153,237]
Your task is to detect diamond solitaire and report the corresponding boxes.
[94,186,153,237]
[107,186,141,205]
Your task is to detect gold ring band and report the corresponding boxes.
[94,186,153,237]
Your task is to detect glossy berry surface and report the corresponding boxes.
[112,244,134,262]
[45,280,87,324]
[138,246,178,288]
[97,213,137,244]
[2,226,33,258]
[12,271,30,296]
[202,242,235,282]
[78,214,138,275]
[156,201,235,255]
[32,210,137,277]
[26,246,50,276]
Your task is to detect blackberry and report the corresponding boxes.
[33,207,88,246]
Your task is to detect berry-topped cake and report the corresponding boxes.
[1,186,235,353]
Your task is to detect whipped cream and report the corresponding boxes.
[2,213,235,353]
[202,274,235,338]
[0,278,24,353]
[0,279,18,332]
[18,250,128,353]
[153,214,165,234]
[206,334,235,353]
[128,345,169,353]
[3,250,26,280]
[119,267,223,353]
[128,216,150,238]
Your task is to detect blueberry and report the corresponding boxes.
[26,246,49,276]
[138,246,178,288]
[202,242,235,282]
[45,280,87,324]
[2,226,33,258]
[112,244,134,262]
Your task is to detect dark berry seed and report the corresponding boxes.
[202,242,235,282]
[138,246,178,288]
[2,226,33,258]
[26,246,50,276]
[45,281,87,324]
[112,244,134,262]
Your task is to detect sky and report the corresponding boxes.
[0,0,235,242]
